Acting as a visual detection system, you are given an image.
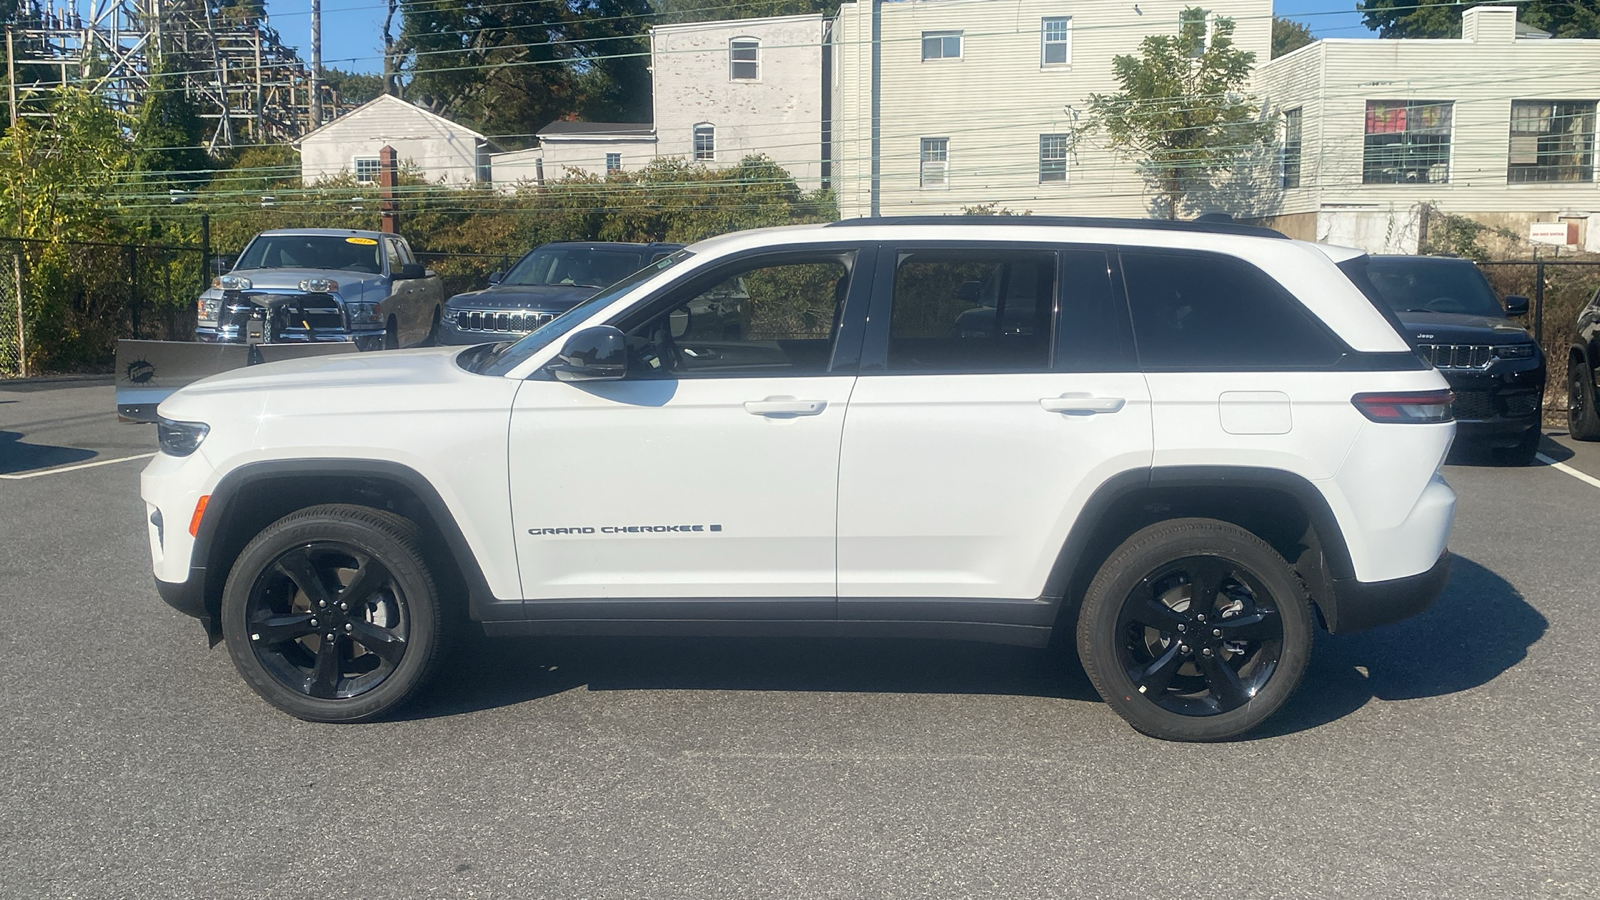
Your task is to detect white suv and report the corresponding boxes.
[142,217,1456,741]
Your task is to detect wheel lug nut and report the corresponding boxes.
[345,623,353,632]
[310,619,318,627]
[318,601,326,609]
[1180,644,1191,654]
[1177,624,1186,633]
[1212,629,1222,637]
[326,633,336,641]
[1202,648,1214,658]
[339,603,348,611]
[1197,614,1206,623]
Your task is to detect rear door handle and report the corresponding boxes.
[744,398,828,417]
[1040,396,1125,415]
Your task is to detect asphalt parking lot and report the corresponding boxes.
[2,377,1596,899]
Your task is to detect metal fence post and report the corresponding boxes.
[127,243,141,338]
[1534,260,1545,345]
[199,212,211,294]
[13,253,25,377]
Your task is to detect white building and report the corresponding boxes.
[297,94,490,185]
[831,0,1273,218]
[651,13,831,189]
[490,122,657,188]
[1257,6,1600,252]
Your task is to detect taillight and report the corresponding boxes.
[1352,390,1454,423]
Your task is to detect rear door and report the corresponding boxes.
[835,243,1152,620]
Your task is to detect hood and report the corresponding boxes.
[446,283,597,312]
[1394,310,1534,345]
[163,346,467,413]
[230,268,388,292]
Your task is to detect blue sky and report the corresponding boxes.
[268,0,1376,75]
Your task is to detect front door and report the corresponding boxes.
[508,247,869,614]
[836,244,1153,618]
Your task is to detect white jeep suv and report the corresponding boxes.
[142,217,1456,741]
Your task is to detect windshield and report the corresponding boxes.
[1364,257,1505,318]
[478,249,693,376]
[235,234,383,274]
[503,247,648,289]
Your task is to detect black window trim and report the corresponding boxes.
[608,243,876,378]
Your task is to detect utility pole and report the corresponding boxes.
[379,146,399,234]
[6,27,16,127]
[309,0,322,128]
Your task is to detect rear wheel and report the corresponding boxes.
[1077,518,1312,742]
[383,316,399,351]
[221,504,447,723]
[1569,360,1600,441]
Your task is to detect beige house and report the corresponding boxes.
[297,94,490,185]
[490,123,657,188]
[1257,6,1600,253]
[831,0,1273,218]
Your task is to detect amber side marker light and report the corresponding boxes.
[1351,390,1455,424]
[189,495,210,537]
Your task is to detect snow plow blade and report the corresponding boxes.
[115,340,360,423]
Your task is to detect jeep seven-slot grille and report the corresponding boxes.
[1417,343,1493,370]
[454,310,555,333]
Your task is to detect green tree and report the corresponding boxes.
[323,67,386,107]
[1272,16,1315,57]
[131,53,210,190]
[1085,8,1274,220]
[1359,0,1600,38]
[649,0,836,25]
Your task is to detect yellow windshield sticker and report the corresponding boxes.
[346,237,378,245]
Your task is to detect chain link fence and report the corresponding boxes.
[1480,259,1600,417]
[0,255,23,377]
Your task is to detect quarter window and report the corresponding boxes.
[1121,250,1343,370]
[621,255,854,378]
[1039,134,1069,183]
[693,123,715,161]
[1042,17,1071,66]
[1282,107,1303,189]
[922,31,961,61]
[730,38,760,80]
[353,157,380,185]
[885,249,1057,374]
[1508,100,1595,183]
[1363,100,1452,184]
[920,138,949,188]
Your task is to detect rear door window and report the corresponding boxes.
[884,249,1057,373]
[1120,249,1344,370]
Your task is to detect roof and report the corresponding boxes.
[826,215,1289,240]
[296,94,487,145]
[537,241,686,252]
[537,121,654,138]
[255,228,393,240]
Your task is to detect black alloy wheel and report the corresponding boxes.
[1078,519,1311,741]
[1569,360,1600,441]
[222,505,446,722]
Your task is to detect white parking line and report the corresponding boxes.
[0,452,156,480]
[1536,453,1600,491]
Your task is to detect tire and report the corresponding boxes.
[221,504,448,723]
[1076,518,1312,742]
[425,307,441,346]
[1491,424,1542,466]
[383,317,399,351]
[1569,360,1600,441]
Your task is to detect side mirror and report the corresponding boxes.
[547,325,627,382]
[487,270,504,285]
[668,306,691,339]
[957,280,983,304]
[398,262,427,280]
[1504,295,1529,317]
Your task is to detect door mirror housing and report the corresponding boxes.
[547,325,627,382]
[1504,294,1529,317]
[487,270,504,285]
[398,262,427,281]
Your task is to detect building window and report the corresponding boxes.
[1363,100,1452,184]
[353,157,380,185]
[922,31,961,61]
[605,153,622,175]
[1281,107,1303,189]
[1508,100,1595,184]
[920,137,948,188]
[1041,17,1071,66]
[693,123,715,161]
[1039,134,1069,183]
[730,38,760,80]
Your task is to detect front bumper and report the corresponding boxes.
[1325,551,1451,633]
[1440,357,1546,446]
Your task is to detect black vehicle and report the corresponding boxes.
[1364,255,1546,465]
[1568,288,1600,440]
[438,241,683,345]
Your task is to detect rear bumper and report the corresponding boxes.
[1324,551,1450,633]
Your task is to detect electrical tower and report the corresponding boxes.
[5,0,347,148]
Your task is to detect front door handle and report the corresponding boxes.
[744,398,828,417]
[1040,395,1125,415]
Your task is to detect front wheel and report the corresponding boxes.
[1569,360,1600,441]
[1077,519,1312,742]
[221,504,448,722]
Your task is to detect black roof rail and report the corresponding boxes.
[823,215,1289,240]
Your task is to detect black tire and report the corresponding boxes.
[1076,518,1312,742]
[1491,424,1543,466]
[221,504,448,723]
[1569,360,1600,441]
[383,316,399,351]
[425,307,441,346]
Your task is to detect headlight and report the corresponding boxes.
[157,418,210,457]
[346,300,382,325]
[197,295,220,323]
[218,275,251,291]
[1495,343,1537,360]
[300,278,339,293]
